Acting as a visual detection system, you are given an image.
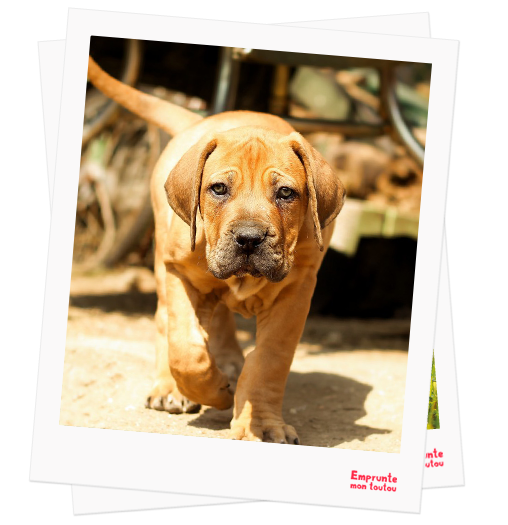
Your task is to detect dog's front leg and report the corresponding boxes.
[230,270,318,444]
[165,266,234,410]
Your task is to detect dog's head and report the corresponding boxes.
[164,127,345,283]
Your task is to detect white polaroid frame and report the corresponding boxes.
[31,9,458,513]
[423,234,464,488]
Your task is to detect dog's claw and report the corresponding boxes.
[181,397,201,414]
[151,396,165,411]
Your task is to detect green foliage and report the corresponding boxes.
[427,352,440,429]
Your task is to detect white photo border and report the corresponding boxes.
[423,233,465,488]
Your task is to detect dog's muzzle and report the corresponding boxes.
[207,220,288,282]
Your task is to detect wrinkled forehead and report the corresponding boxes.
[203,130,305,183]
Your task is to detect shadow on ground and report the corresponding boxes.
[188,370,390,448]
[70,290,157,315]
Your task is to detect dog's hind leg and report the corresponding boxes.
[208,303,245,389]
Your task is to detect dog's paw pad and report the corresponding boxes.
[145,395,201,414]
[230,420,299,444]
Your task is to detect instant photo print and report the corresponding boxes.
[31,9,458,513]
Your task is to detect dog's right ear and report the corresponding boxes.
[164,136,218,251]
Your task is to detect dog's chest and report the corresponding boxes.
[219,276,276,318]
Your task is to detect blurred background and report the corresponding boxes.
[78,37,429,320]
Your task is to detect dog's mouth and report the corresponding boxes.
[207,249,288,283]
[232,260,264,279]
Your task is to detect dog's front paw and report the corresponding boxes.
[229,416,300,444]
[146,379,201,414]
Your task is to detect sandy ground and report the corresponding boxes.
[61,267,409,452]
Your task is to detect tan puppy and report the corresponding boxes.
[87,57,346,444]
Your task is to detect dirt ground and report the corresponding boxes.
[61,267,409,452]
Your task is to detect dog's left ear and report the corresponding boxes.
[287,132,346,251]
[164,135,218,251]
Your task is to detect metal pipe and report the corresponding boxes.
[211,47,241,113]
[380,67,425,166]
[283,116,385,137]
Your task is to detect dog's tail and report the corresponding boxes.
[87,57,203,136]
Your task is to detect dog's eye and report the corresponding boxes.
[277,187,295,200]
[211,183,228,196]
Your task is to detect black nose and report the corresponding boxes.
[233,222,267,253]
